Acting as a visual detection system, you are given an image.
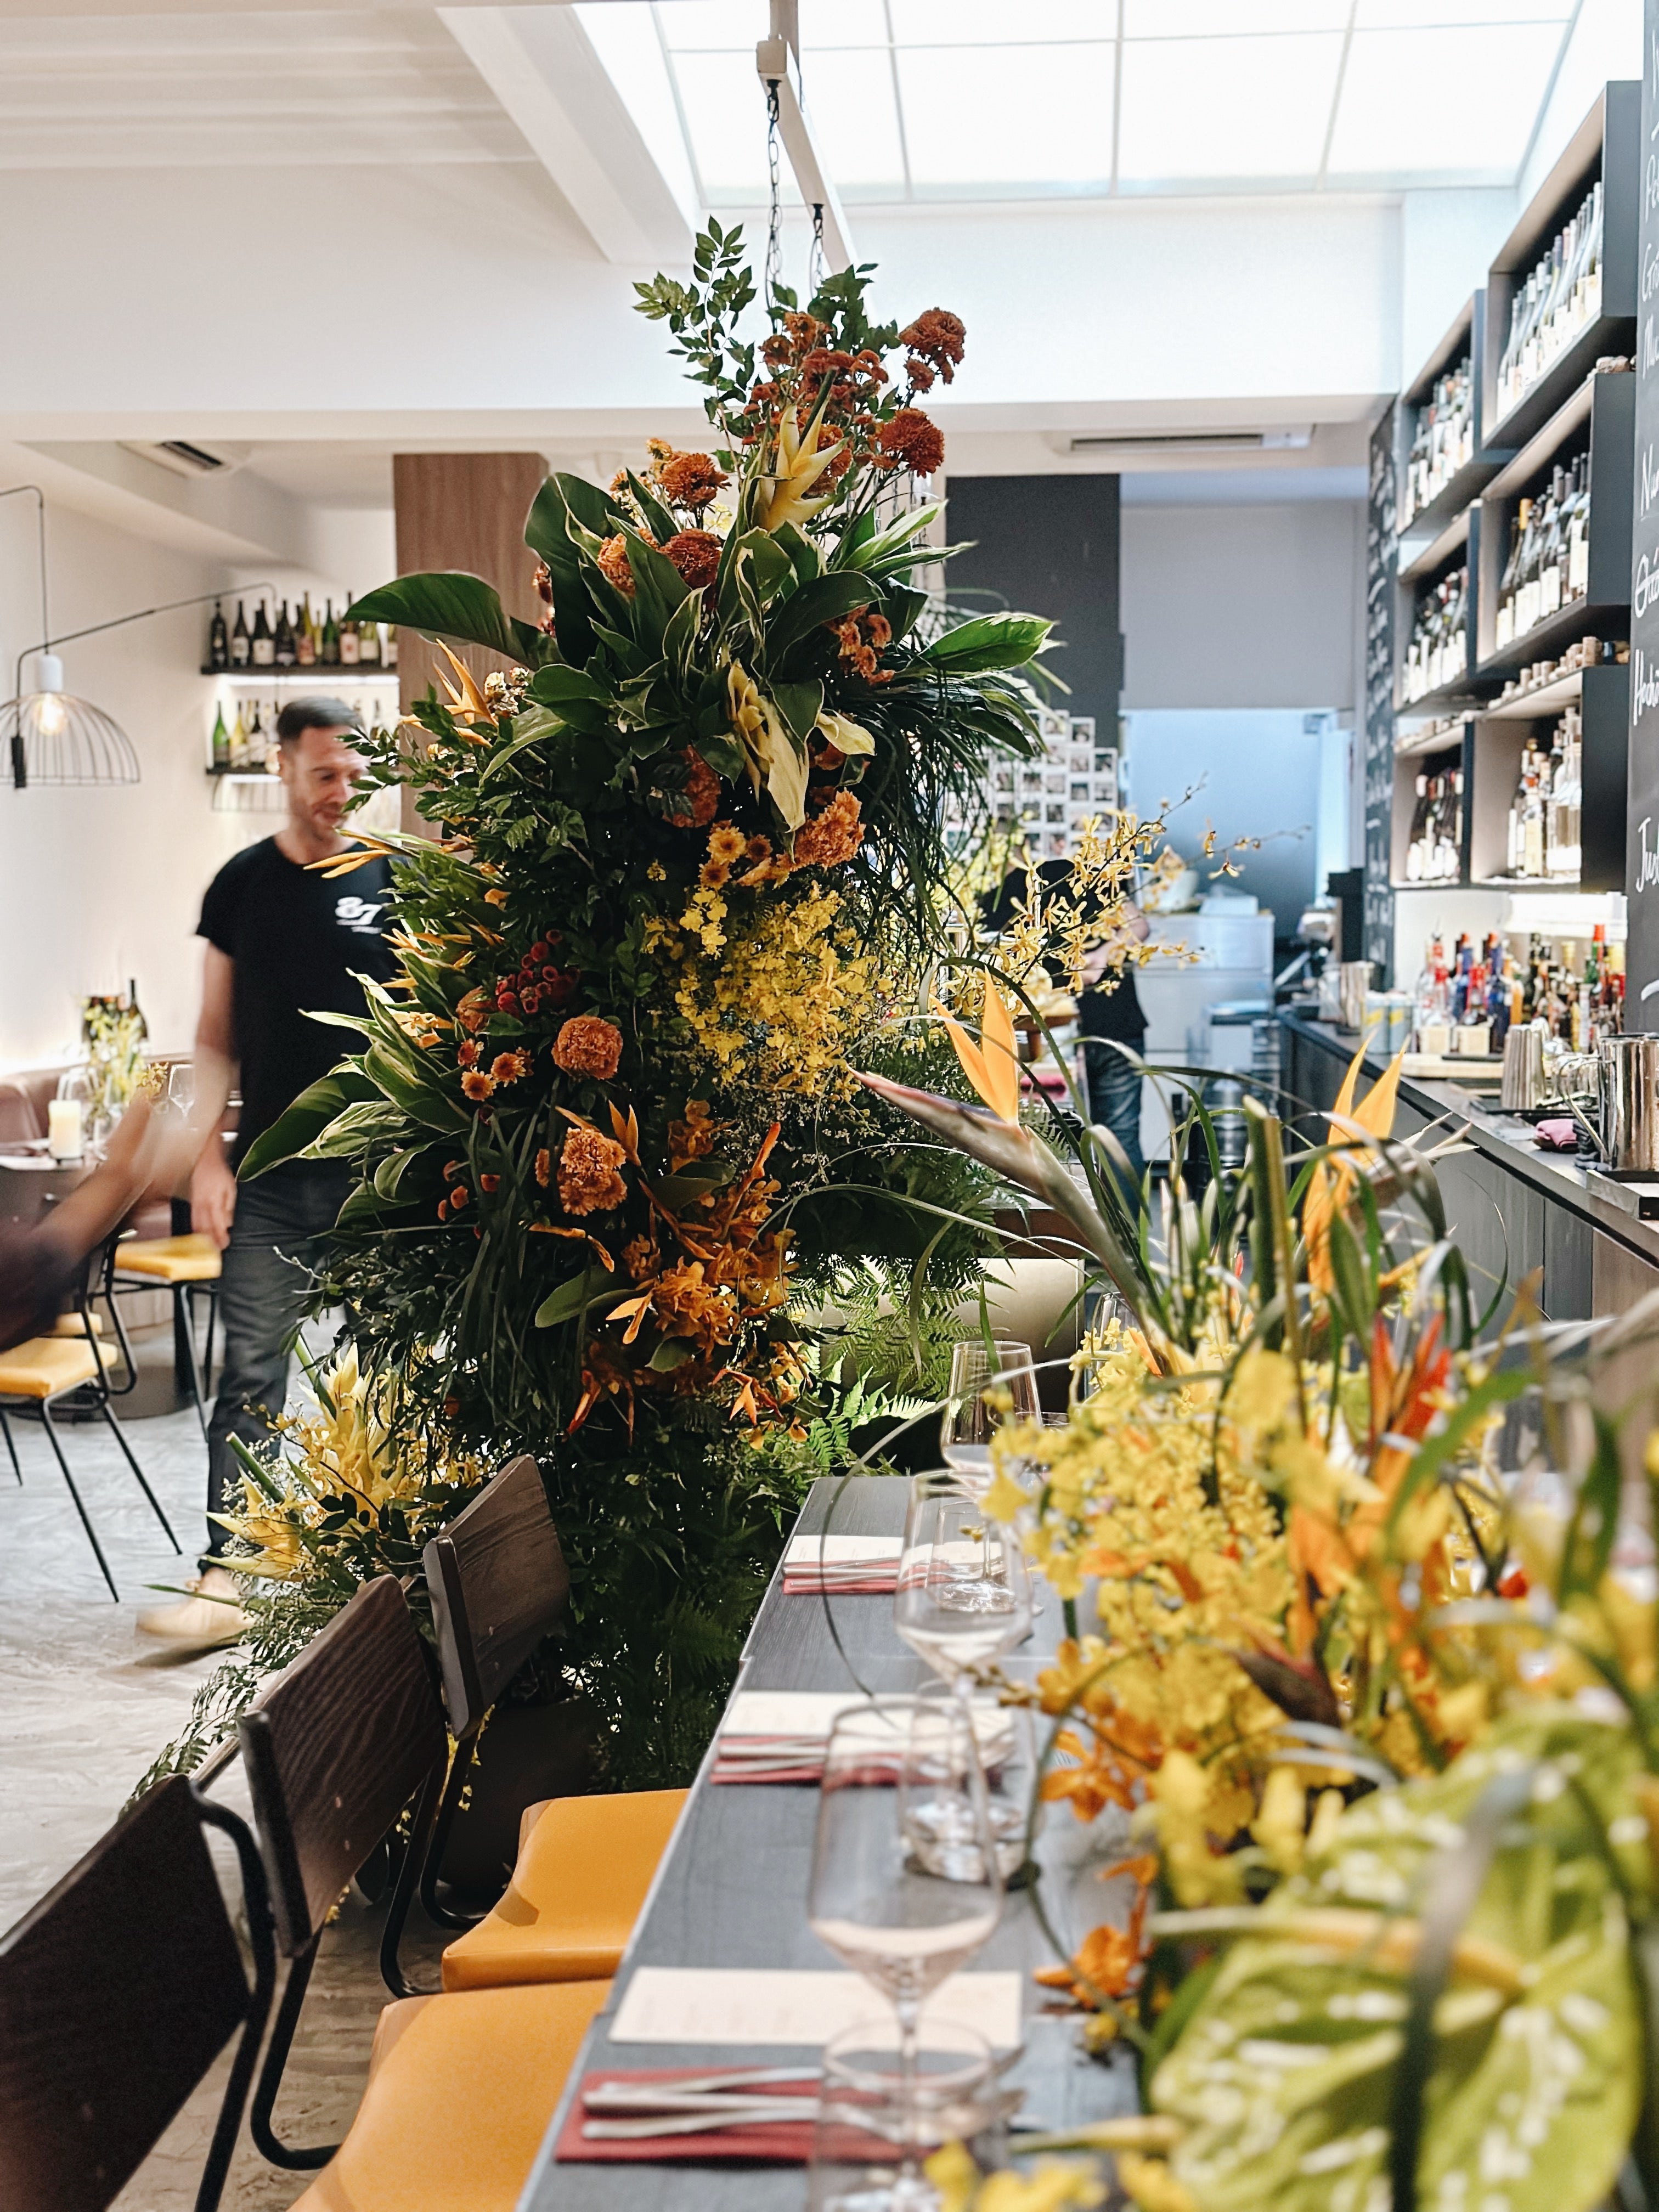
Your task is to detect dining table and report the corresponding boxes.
[518,1471,1138,2210]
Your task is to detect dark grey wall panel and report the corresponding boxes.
[945,475,1122,728]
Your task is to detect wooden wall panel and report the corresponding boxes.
[391,452,548,833]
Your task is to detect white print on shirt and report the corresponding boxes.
[335,895,386,934]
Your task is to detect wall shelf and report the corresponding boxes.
[1464,662,1627,893]
[1398,505,1469,586]
[1396,291,1511,539]
[201,665,396,684]
[1480,82,1638,453]
[1390,719,1472,889]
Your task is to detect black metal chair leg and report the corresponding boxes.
[194,1797,278,2212]
[177,1284,210,1443]
[36,1402,119,1600]
[247,1933,338,2170]
[0,1406,20,1484]
[202,1287,218,1401]
[380,1766,447,1997]
[417,1729,486,1931]
[93,1397,181,1552]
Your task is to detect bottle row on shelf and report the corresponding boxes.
[207,685,400,775]
[1412,926,1622,1059]
[1503,708,1582,882]
[1401,566,1468,704]
[1494,179,1604,427]
[1402,764,1463,884]
[1399,356,1474,531]
[206,595,397,673]
[1493,456,1589,651]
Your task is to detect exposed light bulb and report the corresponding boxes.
[35,691,66,736]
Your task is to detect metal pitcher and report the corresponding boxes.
[1598,1036,1659,1172]
[1500,1024,1547,1110]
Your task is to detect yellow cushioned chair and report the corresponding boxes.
[0,1335,101,1401]
[111,1231,222,1439]
[440,1786,687,1991]
[110,1231,223,1283]
[289,1978,610,2212]
[50,1310,105,1337]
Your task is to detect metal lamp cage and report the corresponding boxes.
[3,688,140,789]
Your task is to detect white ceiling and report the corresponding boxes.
[591,0,1583,204]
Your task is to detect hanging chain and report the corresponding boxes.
[764,78,783,313]
[809,202,826,301]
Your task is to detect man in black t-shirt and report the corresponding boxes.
[138,698,394,1645]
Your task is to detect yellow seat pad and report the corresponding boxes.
[50,1311,105,1336]
[113,1233,221,1283]
[441,1788,687,1992]
[290,1978,610,2212]
[0,1335,100,1400]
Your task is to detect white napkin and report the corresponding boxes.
[610,1966,1023,2049]
[710,1691,1017,1783]
[782,1534,904,1591]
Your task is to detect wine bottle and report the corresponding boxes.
[296,592,316,667]
[358,617,380,667]
[321,600,340,666]
[211,702,229,770]
[274,600,296,669]
[251,600,274,668]
[383,623,398,669]
[208,600,229,672]
[339,594,360,665]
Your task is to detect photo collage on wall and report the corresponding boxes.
[945,710,1120,860]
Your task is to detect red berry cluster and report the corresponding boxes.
[494,938,580,1019]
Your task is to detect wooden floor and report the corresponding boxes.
[0,1336,441,2210]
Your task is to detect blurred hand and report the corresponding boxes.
[191,1141,238,1250]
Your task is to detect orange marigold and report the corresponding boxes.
[490,1051,529,1086]
[662,529,722,590]
[792,790,863,871]
[876,408,945,477]
[456,1039,481,1068]
[534,1147,551,1187]
[597,532,654,598]
[552,1014,623,1081]
[558,1124,627,1216]
[656,450,727,510]
[461,1070,495,1102]
[899,308,966,383]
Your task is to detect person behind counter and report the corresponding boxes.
[137,697,397,1648]
[979,856,1151,1205]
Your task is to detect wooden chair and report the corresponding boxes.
[423,1455,688,1993]
[0,1774,275,2212]
[237,1573,611,2211]
[0,1231,180,1599]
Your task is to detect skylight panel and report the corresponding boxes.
[1123,0,1352,32]
[576,3,698,218]
[1118,31,1340,184]
[890,0,1111,42]
[1326,22,1564,179]
[1355,0,1571,24]
[668,46,776,193]
[897,42,1114,187]
[798,0,890,47]
[799,48,906,186]
[656,1,761,53]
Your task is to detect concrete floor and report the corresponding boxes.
[0,1336,442,2210]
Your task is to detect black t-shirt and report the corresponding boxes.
[198,838,396,1165]
[978,859,1146,1042]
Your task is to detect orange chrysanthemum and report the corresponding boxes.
[558,1124,627,1216]
[552,1015,623,1081]
[876,407,945,477]
[792,790,863,871]
[597,532,653,597]
[656,450,727,510]
[489,1051,529,1086]
[662,529,722,590]
[461,1070,495,1102]
[534,1147,551,1188]
[898,308,966,384]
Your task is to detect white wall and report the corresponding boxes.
[1120,500,1364,713]
[0,505,259,1069]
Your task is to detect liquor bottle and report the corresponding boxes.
[228,706,247,771]
[274,600,296,669]
[1405,774,1430,881]
[251,599,274,668]
[339,595,360,665]
[1547,707,1582,879]
[321,600,340,666]
[1495,506,1527,650]
[296,592,316,668]
[229,599,251,668]
[1521,754,1546,878]
[358,617,380,667]
[382,623,398,669]
[211,702,229,770]
[208,600,229,672]
[1538,467,1565,620]
[1496,182,1605,420]
[1565,455,1590,602]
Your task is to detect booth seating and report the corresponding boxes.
[0,1774,275,2212]
[238,1575,613,2212]
[418,1455,688,1992]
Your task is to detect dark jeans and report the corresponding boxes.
[1083,1037,1147,1205]
[204,1161,349,1565]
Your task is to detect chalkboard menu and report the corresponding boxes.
[1629,2,1659,1026]
[1363,408,1397,988]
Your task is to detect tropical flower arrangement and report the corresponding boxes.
[867,1005,1659,2212]
[230,226,1066,1783]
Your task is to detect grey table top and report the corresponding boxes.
[518,1474,1136,2210]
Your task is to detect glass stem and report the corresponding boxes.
[895,1989,922,2163]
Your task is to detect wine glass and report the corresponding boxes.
[808,1699,1002,2207]
[896,1471,1034,1644]
[166,1060,197,1124]
[939,1340,1039,1498]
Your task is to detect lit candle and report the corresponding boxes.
[47,1098,83,1161]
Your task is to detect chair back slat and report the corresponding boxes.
[423,1454,569,1736]
[239,1575,448,1957]
[0,1778,250,2212]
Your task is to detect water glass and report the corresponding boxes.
[939,1340,1039,1498]
[808,2021,1005,2212]
[895,1472,1033,1652]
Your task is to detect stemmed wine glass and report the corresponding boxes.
[808,1699,1002,2207]
[939,1340,1039,1499]
[896,1471,1034,1643]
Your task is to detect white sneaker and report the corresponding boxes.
[136,1565,249,1646]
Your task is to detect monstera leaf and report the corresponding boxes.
[1151,1709,1646,2212]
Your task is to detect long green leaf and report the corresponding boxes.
[238,1066,379,1180]
[922,612,1052,673]
[348,573,542,664]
